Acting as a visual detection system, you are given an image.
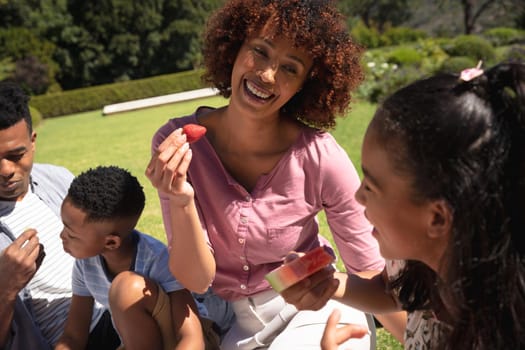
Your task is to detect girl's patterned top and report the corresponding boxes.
[386,260,449,349]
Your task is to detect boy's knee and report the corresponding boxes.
[109,271,158,312]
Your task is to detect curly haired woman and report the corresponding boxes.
[146,0,405,348]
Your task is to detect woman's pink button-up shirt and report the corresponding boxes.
[152,109,384,301]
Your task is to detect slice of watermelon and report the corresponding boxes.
[265,246,335,293]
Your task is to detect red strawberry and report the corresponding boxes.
[182,123,207,143]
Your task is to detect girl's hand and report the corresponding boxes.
[321,309,368,350]
[279,251,339,311]
[145,128,194,206]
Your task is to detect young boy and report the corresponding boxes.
[55,166,217,350]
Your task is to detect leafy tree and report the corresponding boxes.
[340,0,413,32]
[0,57,14,81]
[0,0,72,91]
[10,56,50,94]
[0,27,58,94]
[0,0,25,27]
[459,0,498,34]
[518,9,525,29]
[144,0,223,75]
[32,0,221,89]
[438,0,523,34]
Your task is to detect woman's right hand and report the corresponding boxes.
[320,309,368,350]
[145,128,194,207]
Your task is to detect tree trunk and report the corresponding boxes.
[461,0,499,34]
[461,0,474,34]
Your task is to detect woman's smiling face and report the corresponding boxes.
[229,33,313,118]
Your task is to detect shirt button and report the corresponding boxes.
[240,256,246,260]
[243,265,249,271]
[240,216,248,224]
[240,284,247,290]
[238,238,245,244]
[245,195,251,202]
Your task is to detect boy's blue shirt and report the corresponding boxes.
[71,230,209,317]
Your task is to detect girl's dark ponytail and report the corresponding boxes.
[446,62,525,349]
[486,63,525,253]
[485,63,525,128]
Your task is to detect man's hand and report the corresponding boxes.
[0,229,42,300]
[145,128,194,207]
[320,309,368,350]
[279,252,339,311]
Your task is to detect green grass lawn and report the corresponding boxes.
[34,97,402,349]
[34,96,375,242]
[35,95,228,238]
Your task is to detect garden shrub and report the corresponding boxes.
[0,28,59,95]
[413,38,450,74]
[387,46,423,66]
[500,44,525,63]
[442,35,496,63]
[483,27,525,46]
[350,21,383,49]
[31,69,205,118]
[357,50,424,104]
[382,27,427,45]
[438,56,477,74]
[373,66,423,103]
[357,50,392,102]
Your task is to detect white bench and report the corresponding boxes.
[102,87,219,115]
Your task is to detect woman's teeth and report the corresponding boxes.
[246,81,272,99]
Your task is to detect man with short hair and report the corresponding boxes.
[0,82,111,349]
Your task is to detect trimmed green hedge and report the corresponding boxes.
[29,106,43,127]
[30,69,206,118]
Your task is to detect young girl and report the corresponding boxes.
[316,62,525,349]
[146,0,406,348]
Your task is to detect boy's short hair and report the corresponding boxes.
[67,166,145,221]
[0,81,32,132]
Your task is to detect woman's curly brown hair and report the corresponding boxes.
[202,0,364,130]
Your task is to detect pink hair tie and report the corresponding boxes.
[460,60,484,82]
